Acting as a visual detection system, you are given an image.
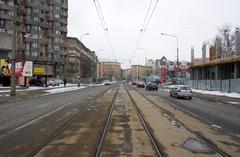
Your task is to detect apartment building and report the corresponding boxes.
[0,0,68,85]
[65,37,98,83]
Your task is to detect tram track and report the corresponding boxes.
[127,84,231,157]
[24,86,113,157]
[94,85,164,157]
[125,85,164,157]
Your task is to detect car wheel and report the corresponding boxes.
[189,97,192,100]
[170,93,172,97]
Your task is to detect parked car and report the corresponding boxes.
[104,81,111,86]
[146,82,158,91]
[137,82,145,88]
[131,82,137,85]
[55,79,64,86]
[29,78,44,87]
[170,85,192,99]
[47,79,58,87]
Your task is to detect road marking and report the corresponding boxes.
[38,102,52,108]
[14,105,66,131]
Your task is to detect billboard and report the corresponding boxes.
[0,59,33,77]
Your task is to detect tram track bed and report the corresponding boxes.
[127,84,240,157]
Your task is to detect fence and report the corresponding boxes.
[190,79,240,93]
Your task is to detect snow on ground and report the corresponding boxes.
[44,86,86,95]
[0,83,104,96]
[192,89,240,98]
[162,85,240,99]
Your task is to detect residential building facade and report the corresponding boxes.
[0,0,68,85]
[65,37,98,83]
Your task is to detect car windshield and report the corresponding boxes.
[180,86,191,90]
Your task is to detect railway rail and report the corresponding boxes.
[127,84,231,157]
[94,85,164,157]
[124,85,164,157]
[25,86,113,157]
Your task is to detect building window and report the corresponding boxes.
[26,43,30,50]
[32,51,37,57]
[31,43,38,48]
[0,19,4,28]
[69,56,75,63]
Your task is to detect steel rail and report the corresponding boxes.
[128,84,231,157]
[25,86,112,157]
[124,85,164,157]
[94,86,119,157]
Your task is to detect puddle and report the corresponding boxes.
[121,141,133,153]
[181,138,215,154]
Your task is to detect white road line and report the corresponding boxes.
[14,105,67,131]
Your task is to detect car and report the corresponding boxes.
[170,85,192,99]
[55,79,64,86]
[104,81,111,86]
[131,82,137,85]
[146,82,158,91]
[47,79,58,87]
[137,82,145,88]
[29,78,44,86]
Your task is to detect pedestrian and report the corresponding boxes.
[64,78,67,87]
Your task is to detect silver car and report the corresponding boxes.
[170,85,192,99]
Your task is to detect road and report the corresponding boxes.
[0,82,239,157]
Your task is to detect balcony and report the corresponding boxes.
[62,4,68,9]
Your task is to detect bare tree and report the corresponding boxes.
[217,23,235,56]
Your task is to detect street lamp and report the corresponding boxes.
[137,48,147,66]
[80,33,90,42]
[161,33,179,84]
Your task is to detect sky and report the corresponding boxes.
[68,0,240,68]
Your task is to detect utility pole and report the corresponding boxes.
[11,3,17,96]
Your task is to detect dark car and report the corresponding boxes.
[146,82,158,91]
[131,82,137,85]
[137,82,145,88]
[29,78,44,86]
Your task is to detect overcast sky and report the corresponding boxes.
[68,0,240,68]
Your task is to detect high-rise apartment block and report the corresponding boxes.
[0,0,68,80]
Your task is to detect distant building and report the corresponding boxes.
[97,62,121,80]
[146,59,155,68]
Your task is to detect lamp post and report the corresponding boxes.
[161,33,179,84]
[137,48,147,66]
[78,33,90,86]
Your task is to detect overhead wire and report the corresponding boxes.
[93,0,117,62]
[130,0,159,65]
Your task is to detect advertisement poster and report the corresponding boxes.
[0,60,33,77]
